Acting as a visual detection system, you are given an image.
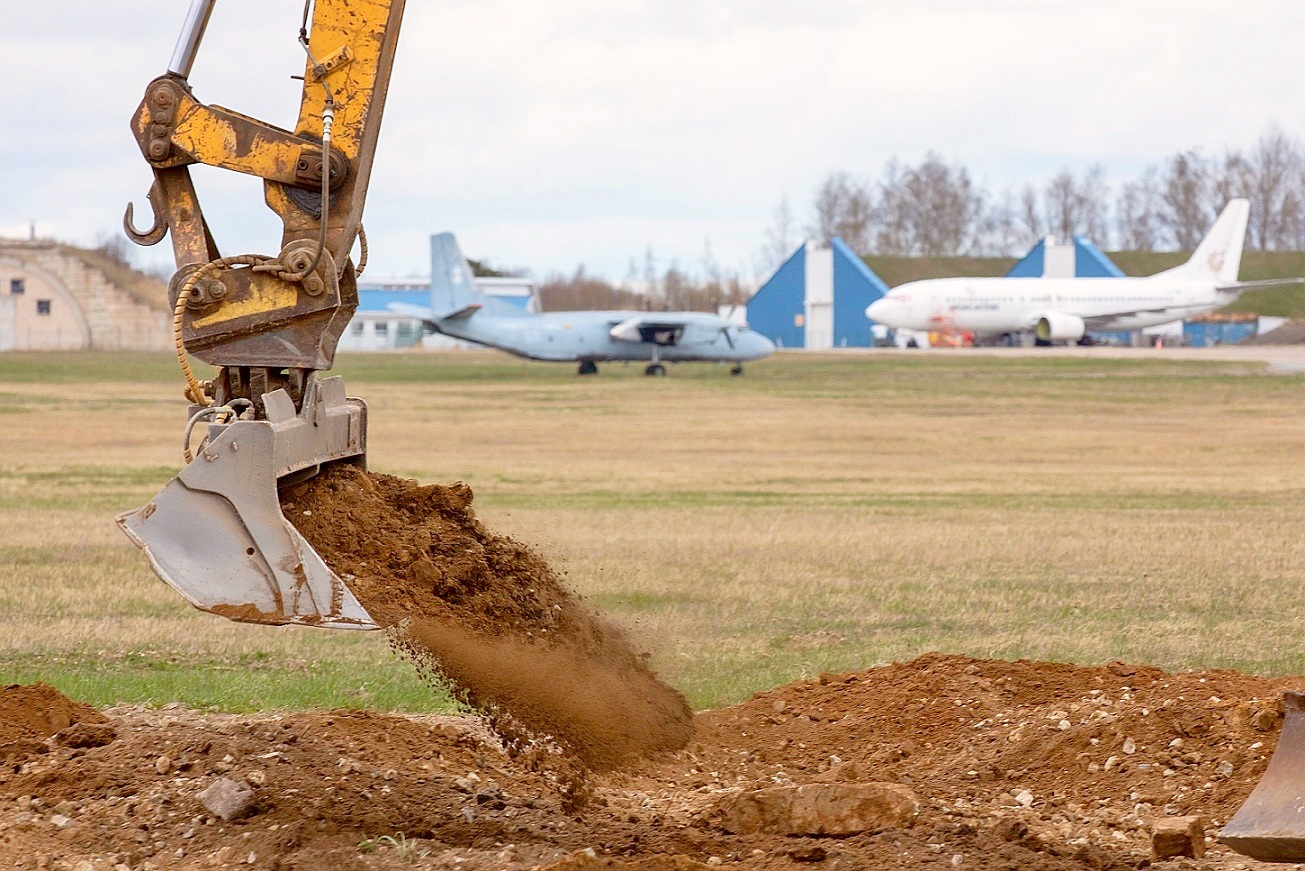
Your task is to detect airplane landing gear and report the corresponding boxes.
[730,364,744,376]
[577,360,598,375]
[645,348,667,377]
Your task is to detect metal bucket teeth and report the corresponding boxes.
[117,374,377,630]
[1221,692,1305,862]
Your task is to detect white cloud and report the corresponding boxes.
[3,0,1302,282]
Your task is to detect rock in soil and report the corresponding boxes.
[198,776,256,821]
[708,782,919,835]
[1151,815,1207,860]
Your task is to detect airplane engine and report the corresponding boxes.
[1035,312,1086,342]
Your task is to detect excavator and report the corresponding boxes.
[116,0,404,630]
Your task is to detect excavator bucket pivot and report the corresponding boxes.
[117,374,376,630]
[1221,691,1305,862]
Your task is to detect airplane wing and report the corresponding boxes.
[388,301,481,323]
[1078,307,1174,327]
[388,301,433,320]
[608,317,689,346]
[1217,278,1305,293]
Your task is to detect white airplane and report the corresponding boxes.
[864,199,1300,343]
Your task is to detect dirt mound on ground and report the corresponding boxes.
[0,655,1301,868]
[0,683,109,763]
[282,465,693,773]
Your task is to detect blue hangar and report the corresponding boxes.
[746,239,889,349]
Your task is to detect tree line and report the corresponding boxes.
[761,124,1305,270]
[535,262,750,313]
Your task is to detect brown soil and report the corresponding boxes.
[281,465,694,774]
[0,655,1299,869]
[0,684,109,763]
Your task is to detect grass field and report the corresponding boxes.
[1,349,1303,713]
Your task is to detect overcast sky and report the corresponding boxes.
[2,1,1302,283]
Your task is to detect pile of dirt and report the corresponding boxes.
[281,465,694,773]
[0,655,1300,869]
[0,683,110,763]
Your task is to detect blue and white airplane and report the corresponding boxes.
[391,233,775,375]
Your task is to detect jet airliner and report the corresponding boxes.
[865,200,1300,343]
[391,234,775,375]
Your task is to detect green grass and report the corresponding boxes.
[0,352,186,384]
[2,349,1305,712]
[0,655,447,712]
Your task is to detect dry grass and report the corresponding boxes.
[1,349,1303,710]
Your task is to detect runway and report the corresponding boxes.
[809,343,1305,373]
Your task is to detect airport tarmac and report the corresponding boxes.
[842,343,1305,373]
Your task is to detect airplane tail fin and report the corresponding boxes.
[429,232,486,319]
[1156,199,1249,284]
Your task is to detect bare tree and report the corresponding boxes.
[1017,183,1044,240]
[971,188,1024,255]
[1043,170,1078,241]
[1080,166,1110,242]
[873,159,912,255]
[910,154,985,255]
[662,261,690,311]
[1042,165,1108,243]
[1116,169,1164,250]
[1160,150,1212,249]
[700,236,722,292]
[1244,125,1301,250]
[539,266,644,311]
[642,246,658,302]
[1209,150,1251,214]
[767,123,1305,265]
[758,195,797,273]
[811,171,874,252]
[872,153,984,255]
[540,262,737,313]
[1283,171,1305,250]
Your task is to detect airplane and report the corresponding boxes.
[864,199,1302,343]
[390,233,776,375]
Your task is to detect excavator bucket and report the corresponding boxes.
[1221,692,1305,862]
[116,375,377,630]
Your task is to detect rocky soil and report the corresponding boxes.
[0,653,1300,870]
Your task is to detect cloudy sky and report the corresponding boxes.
[2,1,1302,283]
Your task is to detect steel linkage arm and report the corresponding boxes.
[124,0,405,393]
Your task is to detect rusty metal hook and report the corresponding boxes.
[123,182,167,246]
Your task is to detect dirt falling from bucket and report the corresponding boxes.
[282,464,694,779]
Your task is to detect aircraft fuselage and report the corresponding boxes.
[436,309,776,363]
[866,276,1237,337]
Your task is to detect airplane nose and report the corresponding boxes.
[861,297,903,329]
[736,334,772,360]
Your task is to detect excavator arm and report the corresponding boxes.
[116,0,405,630]
[125,0,403,384]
